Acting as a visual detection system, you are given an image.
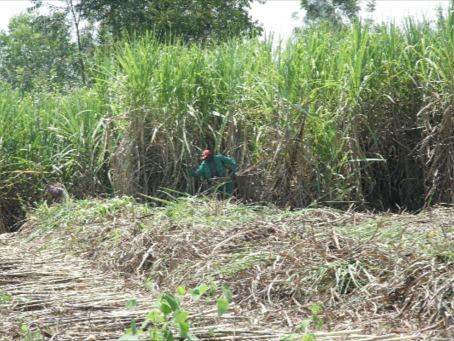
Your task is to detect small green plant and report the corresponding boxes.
[282,303,325,341]
[0,291,13,305]
[119,283,233,341]
[19,324,45,341]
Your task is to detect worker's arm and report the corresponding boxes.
[190,162,206,177]
[219,155,236,174]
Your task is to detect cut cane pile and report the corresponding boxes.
[1,197,454,340]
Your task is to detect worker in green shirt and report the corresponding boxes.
[190,150,237,198]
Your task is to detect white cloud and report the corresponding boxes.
[250,1,302,41]
[0,1,33,31]
[250,0,451,41]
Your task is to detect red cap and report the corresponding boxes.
[201,150,212,160]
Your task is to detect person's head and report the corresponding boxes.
[201,149,213,161]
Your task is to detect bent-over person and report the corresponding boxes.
[190,150,236,198]
[43,178,69,204]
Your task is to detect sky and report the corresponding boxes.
[0,0,451,39]
[250,0,451,40]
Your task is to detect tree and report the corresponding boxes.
[67,0,87,86]
[300,0,375,25]
[0,12,80,92]
[75,0,263,42]
[31,0,98,87]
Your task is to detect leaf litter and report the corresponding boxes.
[1,197,454,340]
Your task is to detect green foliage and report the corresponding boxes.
[25,197,138,242]
[3,8,454,221]
[119,283,232,341]
[0,291,13,305]
[216,298,229,317]
[18,324,45,341]
[0,291,28,310]
[221,285,233,303]
[126,298,138,310]
[0,12,80,92]
[299,0,375,25]
[190,283,208,301]
[75,0,262,42]
[0,86,110,230]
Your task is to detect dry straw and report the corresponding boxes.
[2,198,454,339]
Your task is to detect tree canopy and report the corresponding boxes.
[75,0,262,42]
[300,0,375,24]
[0,0,263,92]
[0,12,79,92]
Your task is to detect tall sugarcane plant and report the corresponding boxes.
[1,5,454,231]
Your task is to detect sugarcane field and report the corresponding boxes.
[1,1,454,340]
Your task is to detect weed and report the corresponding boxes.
[282,303,325,341]
[119,283,232,341]
[0,291,13,305]
[19,324,45,341]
